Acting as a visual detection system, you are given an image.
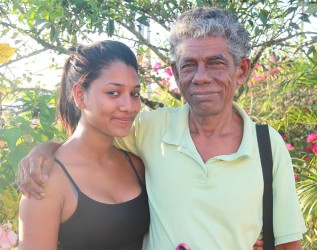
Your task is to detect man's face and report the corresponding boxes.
[172,36,249,117]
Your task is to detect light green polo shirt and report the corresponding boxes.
[115,103,306,250]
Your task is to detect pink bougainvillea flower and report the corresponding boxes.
[306,133,317,143]
[262,73,267,80]
[269,67,279,75]
[159,78,169,87]
[165,67,173,77]
[312,144,317,155]
[269,55,275,62]
[30,118,40,129]
[254,63,261,69]
[152,61,161,73]
[31,119,40,124]
[170,87,180,93]
[6,230,18,246]
[0,222,18,250]
[252,74,261,82]
[286,144,294,150]
[294,175,300,181]
[272,67,279,74]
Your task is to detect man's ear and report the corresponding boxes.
[73,83,85,109]
[171,62,180,86]
[237,57,251,86]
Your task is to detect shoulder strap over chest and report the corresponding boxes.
[256,124,275,249]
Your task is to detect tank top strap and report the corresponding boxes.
[54,157,79,197]
[120,150,145,187]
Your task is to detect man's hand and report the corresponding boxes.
[17,142,61,199]
[253,239,263,250]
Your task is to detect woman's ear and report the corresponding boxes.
[73,84,85,109]
[237,57,251,86]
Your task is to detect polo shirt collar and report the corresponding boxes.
[162,102,257,161]
[162,103,191,147]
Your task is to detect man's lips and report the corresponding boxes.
[191,91,219,97]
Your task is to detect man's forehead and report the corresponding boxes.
[176,37,230,60]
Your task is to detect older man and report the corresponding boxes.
[19,7,305,250]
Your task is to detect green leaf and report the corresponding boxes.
[299,13,310,23]
[7,144,30,174]
[259,9,269,24]
[136,16,150,26]
[3,128,22,151]
[106,19,115,37]
[290,22,300,30]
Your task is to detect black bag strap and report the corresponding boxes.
[256,124,275,249]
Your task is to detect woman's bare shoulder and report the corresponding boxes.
[125,152,145,183]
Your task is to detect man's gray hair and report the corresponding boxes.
[169,7,251,65]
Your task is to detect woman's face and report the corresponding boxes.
[78,61,141,138]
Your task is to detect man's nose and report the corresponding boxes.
[192,65,212,85]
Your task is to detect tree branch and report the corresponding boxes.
[116,20,169,63]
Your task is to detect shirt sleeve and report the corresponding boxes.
[269,127,307,245]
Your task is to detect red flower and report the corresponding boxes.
[303,157,311,162]
[307,133,317,143]
[306,144,313,152]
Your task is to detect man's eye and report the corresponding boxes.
[107,91,120,96]
[131,92,140,98]
[209,61,223,65]
[181,63,195,69]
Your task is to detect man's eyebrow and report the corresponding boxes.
[179,58,196,65]
[207,55,226,61]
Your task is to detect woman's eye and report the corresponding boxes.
[107,91,120,96]
[131,92,140,98]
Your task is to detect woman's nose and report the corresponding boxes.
[118,95,139,112]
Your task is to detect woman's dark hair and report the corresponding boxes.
[58,40,138,136]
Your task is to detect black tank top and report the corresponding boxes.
[54,151,150,250]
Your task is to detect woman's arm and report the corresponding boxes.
[19,165,63,250]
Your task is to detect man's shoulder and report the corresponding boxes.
[138,106,184,121]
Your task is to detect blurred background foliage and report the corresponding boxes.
[0,0,317,248]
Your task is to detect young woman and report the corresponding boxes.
[19,40,150,250]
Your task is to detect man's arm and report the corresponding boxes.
[17,141,61,199]
[276,240,302,250]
